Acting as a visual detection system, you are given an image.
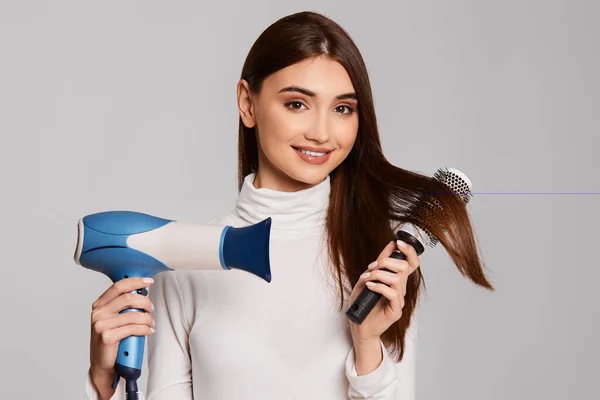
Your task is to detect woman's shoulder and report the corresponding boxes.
[205,209,249,227]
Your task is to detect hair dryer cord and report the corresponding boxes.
[125,379,139,400]
[114,361,142,399]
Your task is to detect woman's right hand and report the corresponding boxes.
[89,277,155,397]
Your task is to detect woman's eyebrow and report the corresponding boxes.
[278,85,357,100]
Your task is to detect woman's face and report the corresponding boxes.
[237,56,359,192]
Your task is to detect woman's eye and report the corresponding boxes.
[285,101,306,110]
[335,105,354,114]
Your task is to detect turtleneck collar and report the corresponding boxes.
[234,172,331,230]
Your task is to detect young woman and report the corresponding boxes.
[85,11,494,400]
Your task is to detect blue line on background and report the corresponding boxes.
[472,192,600,195]
[424,192,600,195]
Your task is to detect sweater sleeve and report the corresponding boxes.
[84,271,192,400]
[344,316,418,399]
[85,368,138,400]
[145,271,193,399]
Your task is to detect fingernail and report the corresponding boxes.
[397,240,407,248]
[143,277,154,284]
[151,303,154,311]
[150,328,155,334]
[152,320,155,327]
[368,261,378,269]
[360,272,371,280]
[366,281,376,287]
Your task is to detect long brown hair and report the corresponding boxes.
[237,11,494,362]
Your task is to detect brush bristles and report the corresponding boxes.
[433,167,473,204]
[406,167,473,248]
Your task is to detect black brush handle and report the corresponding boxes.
[345,251,406,325]
[346,231,424,325]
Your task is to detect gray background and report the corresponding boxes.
[0,0,598,398]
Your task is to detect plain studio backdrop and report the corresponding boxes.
[0,1,597,399]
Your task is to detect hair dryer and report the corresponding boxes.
[74,210,272,399]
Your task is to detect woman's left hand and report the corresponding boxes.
[348,240,421,343]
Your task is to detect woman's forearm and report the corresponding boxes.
[353,338,383,376]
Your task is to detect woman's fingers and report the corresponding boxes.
[92,277,154,310]
[365,281,403,314]
[350,240,420,324]
[91,292,154,323]
[395,240,420,274]
[375,241,398,261]
[111,292,154,314]
[368,257,410,274]
[98,324,155,347]
[365,254,411,292]
[360,269,404,290]
[93,311,154,336]
[367,241,420,275]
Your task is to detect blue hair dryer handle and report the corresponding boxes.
[116,305,147,370]
[111,285,149,390]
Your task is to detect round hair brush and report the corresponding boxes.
[345,167,473,325]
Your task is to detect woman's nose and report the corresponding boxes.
[304,114,330,143]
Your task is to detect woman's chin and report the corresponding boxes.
[290,168,332,187]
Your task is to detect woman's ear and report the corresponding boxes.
[237,79,256,128]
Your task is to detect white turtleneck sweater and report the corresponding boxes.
[85,173,418,400]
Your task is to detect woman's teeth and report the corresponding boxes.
[297,149,327,157]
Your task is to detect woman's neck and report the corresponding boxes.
[253,167,317,192]
[235,171,331,231]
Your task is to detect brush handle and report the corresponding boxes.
[345,251,406,325]
[346,230,423,325]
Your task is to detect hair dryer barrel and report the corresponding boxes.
[74,211,272,283]
[126,220,273,282]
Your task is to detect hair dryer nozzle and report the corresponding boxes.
[221,217,272,283]
[74,218,84,266]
